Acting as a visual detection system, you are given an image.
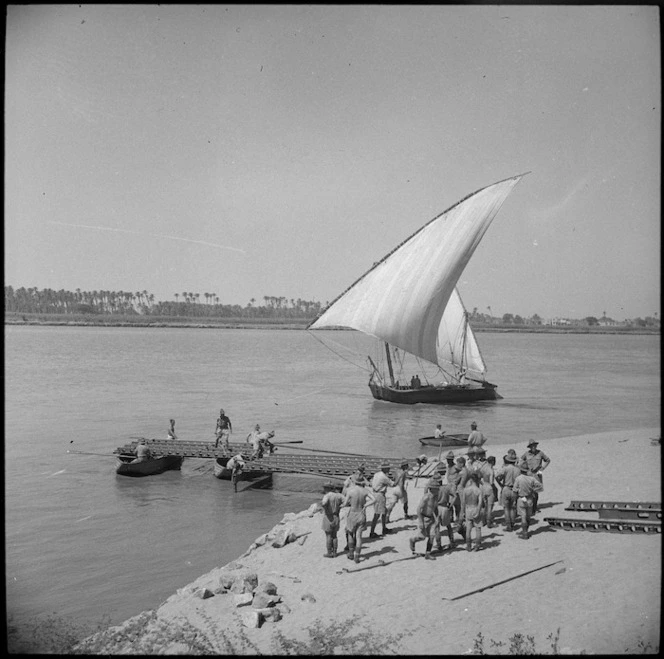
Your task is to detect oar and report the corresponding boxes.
[270,444,376,458]
[271,440,304,445]
[67,450,122,457]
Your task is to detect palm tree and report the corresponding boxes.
[175,293,179,303]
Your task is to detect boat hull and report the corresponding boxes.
[418,433,469,448]
[115,454,184,477]
[369,381,500,404]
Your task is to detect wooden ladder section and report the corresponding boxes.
[545,501,662,534]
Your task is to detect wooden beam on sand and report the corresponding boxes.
[441,560,564,601]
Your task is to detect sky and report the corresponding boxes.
[4,4,661,320]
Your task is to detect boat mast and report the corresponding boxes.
[458,311,469,382]
[384,342,395,386]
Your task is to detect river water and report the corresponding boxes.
[4,326,660,631]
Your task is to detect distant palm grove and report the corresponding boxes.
[4,285,660,329]
[4,286,325,319]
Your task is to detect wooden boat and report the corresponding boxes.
[115,453,184,476]
[418,433,469,448]
[308,174,527,404]
[213,457,271,483]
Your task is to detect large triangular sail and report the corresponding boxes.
[437,287,486,378]
[308,174,525,371]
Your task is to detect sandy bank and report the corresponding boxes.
[76,427,661,655]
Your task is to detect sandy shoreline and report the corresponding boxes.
[76,427,661,655]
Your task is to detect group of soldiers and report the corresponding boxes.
[320,431,551,563]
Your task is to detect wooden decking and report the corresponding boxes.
[114,439,450,479]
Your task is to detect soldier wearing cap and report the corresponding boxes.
[519,440,551,513]
[321,482,345,558]
[512,463,543,539]
[369,463,394,537]
[463,472,484,551]
[476,447,496,528]
[467,421,487,449]
[444,451,461,523]
[387,460,412,522]
[495,452,521,532]
[454,455,469,531]
[433,464,457,553]
[409,479,440,560]
[343,473,376,563]
[342,464,370,496]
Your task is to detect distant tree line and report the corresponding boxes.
[4,286,325,319]
[4,286,659,327]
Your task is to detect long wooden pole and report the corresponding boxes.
[442,560,564,601]
[271,444,376,458]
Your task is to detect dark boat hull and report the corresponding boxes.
[418,433,469,448]
[115,454,184,477]
[369,381,500,404]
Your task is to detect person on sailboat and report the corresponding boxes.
[467,422,486,448]
[214,409,232,451]
[369,464,394,537]
[167,419,177,440]
[519,440,551,513]
[343,473,376,564]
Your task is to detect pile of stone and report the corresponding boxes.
[191,570,289,629]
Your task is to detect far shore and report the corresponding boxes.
[4,313,659,335]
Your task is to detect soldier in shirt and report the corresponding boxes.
[519,440,551,513]
[467,421,487,448]
[343,474,376,563]
[214,409,233,452]
[495,452,521,532]
[369,464,394,537]
[512,463,544,539]
[321,482,345,558]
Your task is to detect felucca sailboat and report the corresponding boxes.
[308,174,527,405]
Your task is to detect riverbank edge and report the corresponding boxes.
[4,315,659,335]
[74,426,661,655]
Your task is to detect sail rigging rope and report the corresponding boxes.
[306,330,372,374]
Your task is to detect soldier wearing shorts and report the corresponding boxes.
[495,452,521,532]
[343,474,376,563]
[321,482,345,558]
[409,480,441,560]
[369,463,394,537]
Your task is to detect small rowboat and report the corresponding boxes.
[418,433,469,448]
[213,457,270,481]
[115,453,184,476]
